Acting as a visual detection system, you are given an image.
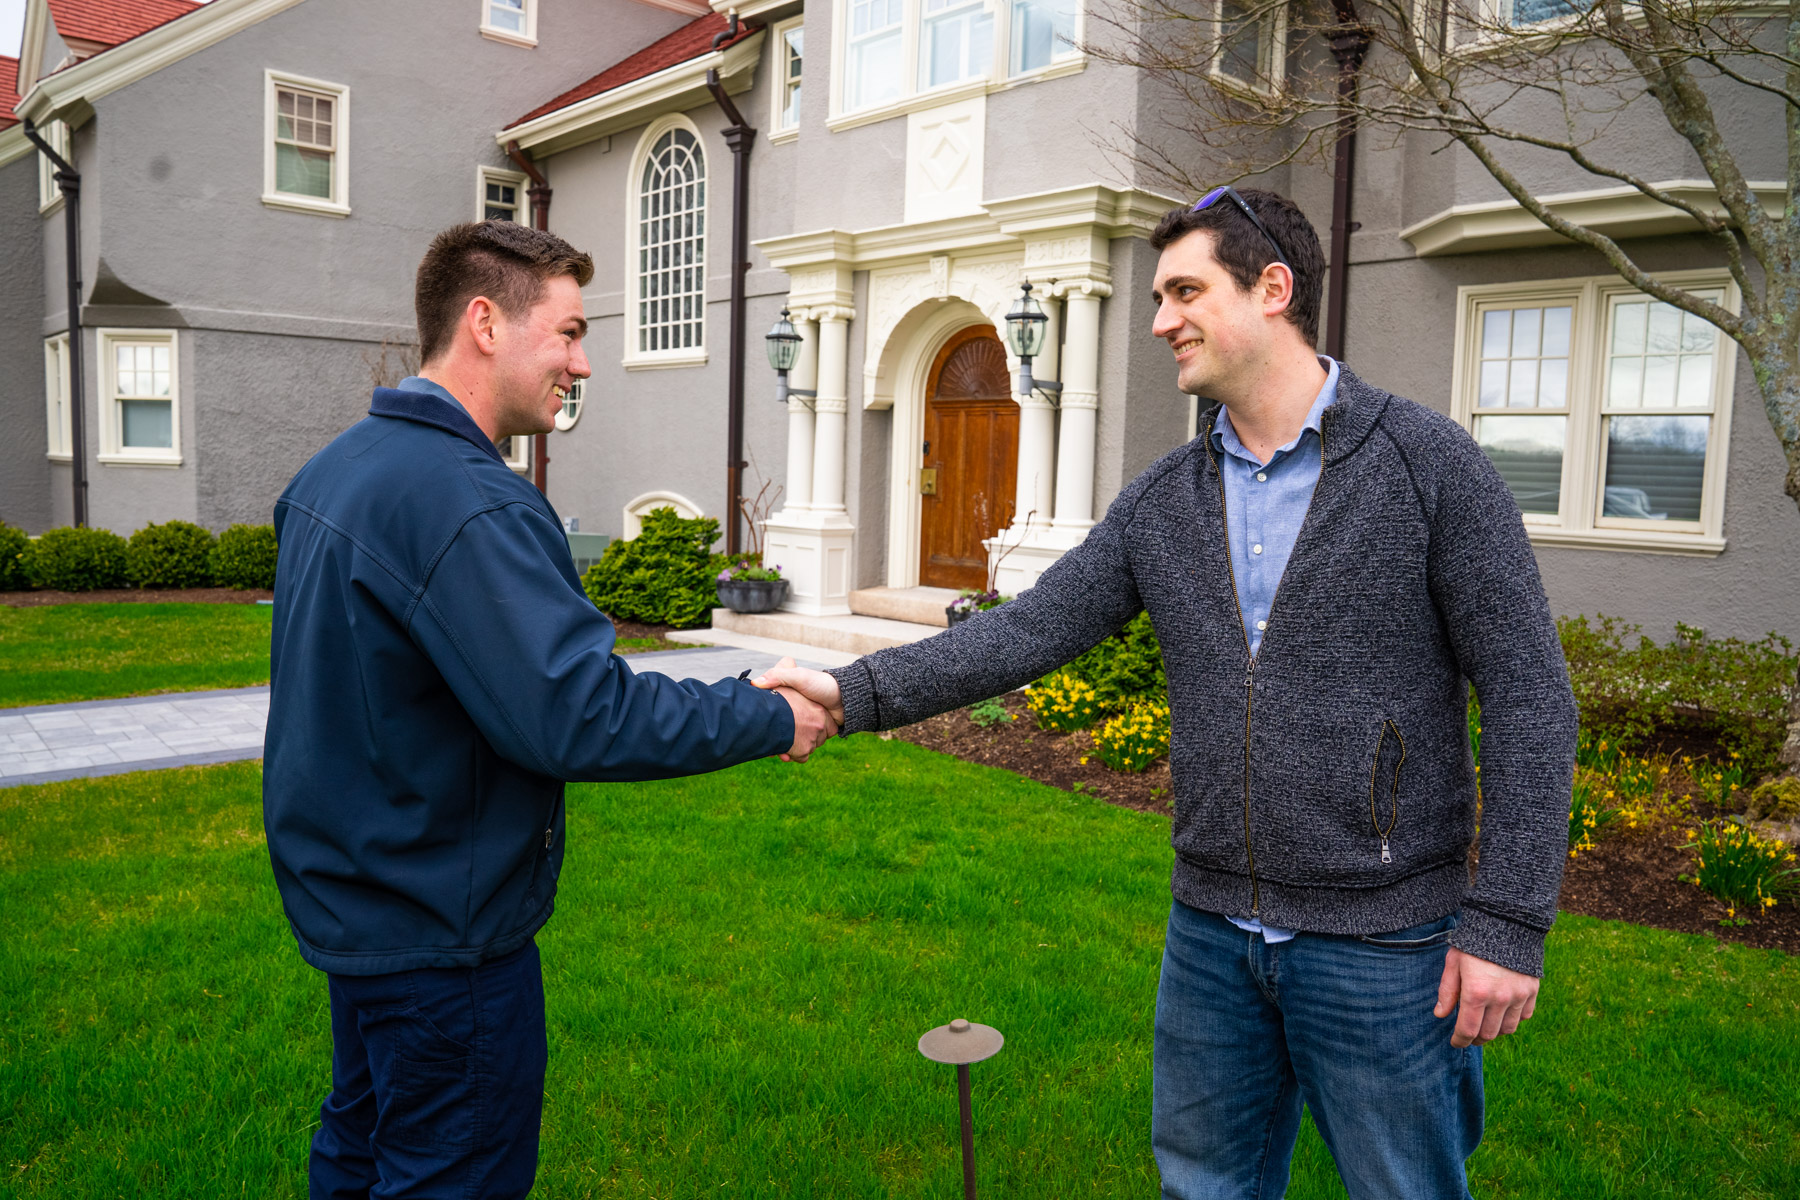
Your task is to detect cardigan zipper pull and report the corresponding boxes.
[1380,837,1392,864]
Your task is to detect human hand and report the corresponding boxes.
[1435,946,1540,1048]
[755,657,845,727]
[775,685,837,762]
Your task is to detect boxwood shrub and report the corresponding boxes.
[210,523,280,590]
[0,521,29,591]
[581,507,720,629]
[126,520,217,589]
[26,526,129,592]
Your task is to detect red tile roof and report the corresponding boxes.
[47,0,202,50]
[1,56,20,130]
[507,13,759,130]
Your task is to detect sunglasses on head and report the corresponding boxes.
[1192,186,1291,272]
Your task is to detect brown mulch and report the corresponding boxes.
[893,694,1800,955]
[1,587,272,607]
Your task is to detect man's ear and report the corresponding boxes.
[1259,263,1296,320]
[465,296,501,358]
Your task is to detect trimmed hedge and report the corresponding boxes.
[0,522,29,591]
[25,526,129,592]
[581,507,720,629]
[210,524,279,590]
[126,520,217,589]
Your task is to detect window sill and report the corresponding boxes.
[768,126,799,145]
[827,58,1086,132]
[39,194,65,217]
[46,452,71,463]
[1523,526,1726,558]
[480,25,537,48]
[98,452,183,469]
[262,193,351,219]
[624,350,709,371]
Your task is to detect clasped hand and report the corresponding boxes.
[757,658,844,763]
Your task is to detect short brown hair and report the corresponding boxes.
[414,221,595,364]
[1149,189,1325,347]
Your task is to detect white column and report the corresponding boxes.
[780,315,818,511]
[1052,285,1105,530]
[1011,294,1059,529]
[810,310,851,514]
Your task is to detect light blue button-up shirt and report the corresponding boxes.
[1209,357,1339,943]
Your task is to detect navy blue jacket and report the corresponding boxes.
[264,385,794,975]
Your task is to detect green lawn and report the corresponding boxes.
[0,603,691,709]
[2,742,1795,1198]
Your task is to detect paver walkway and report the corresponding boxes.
[0,645,841,788]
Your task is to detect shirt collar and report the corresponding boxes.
[1211,357,1341,467]
[367,376,506,465]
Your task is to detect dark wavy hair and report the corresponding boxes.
[415,220,594,364]
[1149,189,1325,347]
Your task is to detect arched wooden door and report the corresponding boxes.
[920,327,1018,590]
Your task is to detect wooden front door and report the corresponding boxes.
[920,328,1018,590]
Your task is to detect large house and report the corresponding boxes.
[3,0,1795,646]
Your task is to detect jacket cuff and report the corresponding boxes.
[1450,904,1549,978]
[828,659,880,735]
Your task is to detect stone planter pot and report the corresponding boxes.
[946,605,976,627]
[718,578,789,614]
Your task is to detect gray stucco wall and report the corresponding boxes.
[0,152,52,532]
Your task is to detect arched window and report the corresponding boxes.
[635,124,706,357]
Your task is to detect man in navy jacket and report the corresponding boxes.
[265,221,836,1199]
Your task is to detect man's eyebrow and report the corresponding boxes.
[1156,274,1201,295]
[568,316,589,338]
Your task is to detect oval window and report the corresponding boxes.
[554,378,584,431]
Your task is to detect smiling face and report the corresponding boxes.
[1150,229,1295,399]
[489,273,590,439]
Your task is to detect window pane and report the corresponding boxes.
[489,0,525,31]
[1680,312,1716,353]
[1611,301,1647,355]
[1507,358,1539,408]
[1011,0,1077,74]
[121,399,173,449]
[637,126,706,353]
[847,29,902,108]
[1477,304,1569,411]
[1538,358,1568,407]
[1541,306,1571,357]
[1607,356,1643,408]
[1478,360,1507,408]
[1641,355,1679,406]
[1605,297,1720,415]
[1480,310,1509,358]
[1476,415,1565,515]
[1646,303,1681,353]
[1677,354,1713,407]
[1602,415,1707,521]
[1510,307,1541,357]
[1511,0,1579,23]
[1219,1,1261,82]
[276,144,333,198]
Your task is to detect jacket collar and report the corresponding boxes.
[1199,362,1389,467]
[368,386,507,465]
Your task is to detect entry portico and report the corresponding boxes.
[758,183,1174,615]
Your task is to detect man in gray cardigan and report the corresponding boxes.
[758,188,1577,1199]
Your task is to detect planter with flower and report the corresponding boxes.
[716,559,787,613]
[946,589,1009,626]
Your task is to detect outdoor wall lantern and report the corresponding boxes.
[765,308,816,408]
[1003,281,1062,405]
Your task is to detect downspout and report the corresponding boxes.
[1323,6,1371,362]
[706,12,755,556]
[24,118,88,528]
[506,139,554,495]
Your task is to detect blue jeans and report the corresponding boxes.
[1153,901,1483,1199]
[310,941,547,1199]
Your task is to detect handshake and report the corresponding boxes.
[755,657,844,763]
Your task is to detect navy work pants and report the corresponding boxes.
[310,941,547,1199]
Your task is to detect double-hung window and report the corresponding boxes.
[837,0,1084,119]
[772,19,804,136]
[847,0,905,111]
[44,334,72,460]
[1010,0,1078,75]
[478,166,528,222]
[99,330,181,466]
[264,71,350,217]
[482,0,537,46]
[37,119,69,213]
[1210,0,1285,91]
[1455,273,1736,554]
[920,0,993,90]
[629,120,707,365]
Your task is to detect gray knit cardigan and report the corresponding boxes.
[830,367,1578,976]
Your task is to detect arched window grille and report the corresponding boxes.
[637,127,706,354]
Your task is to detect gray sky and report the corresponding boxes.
[2,0,26,60]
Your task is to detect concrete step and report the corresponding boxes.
[709,607,943,657]
[848,586,959,628]
[664,626,861,668]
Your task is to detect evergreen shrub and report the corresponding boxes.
[210,524,280,590]
[581,507,721,629]
[126,520,217,589]
[0,522,30,591]
[25,526,128,591]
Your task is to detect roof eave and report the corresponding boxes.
[500,30,763,158]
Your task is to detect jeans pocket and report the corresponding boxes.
[381,1007,476,1150]
[1357,912,1457,949]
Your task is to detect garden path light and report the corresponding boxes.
[917,1017,1003,1200]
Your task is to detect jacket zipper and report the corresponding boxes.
[1206,413,1329,917]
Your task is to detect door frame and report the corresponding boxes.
[918,326,1018,590]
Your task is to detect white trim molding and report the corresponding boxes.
[1450,269,1738,557]
[624,113,710,369]
[36,118,68,214]
[480,0,538,47]
[262,69,351,218]
[498,31,764,157]
[44,333,72,461]
[96,327,184,468]
[622,490,706,539]
[768,15,804,143]
[1401,180,1789,257]
[476,164,531,222]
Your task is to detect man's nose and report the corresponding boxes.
[570,341,592,380]
[1151,300,1182,339]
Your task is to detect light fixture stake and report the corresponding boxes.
[918,1017,1004,1200]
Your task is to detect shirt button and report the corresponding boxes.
[1253,544,1263,555]
[1256,472,1267,482]
[1256,619,1268,631]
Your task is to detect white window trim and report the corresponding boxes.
[498,432,532,474]
[480,0,538,48]
[554,378,585,432]
[97,328,184,468]
[44,333,72,461]
[827,0,1087,131]
[623,114,710,371]
[1207,0,1288,94]
[769,16,804,143]
[1451,269,1738,557]
[37,119,69,214]
[262,69,351,218]
[476,164,531,223]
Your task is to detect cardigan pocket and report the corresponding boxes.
[1369,718,1407,864]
